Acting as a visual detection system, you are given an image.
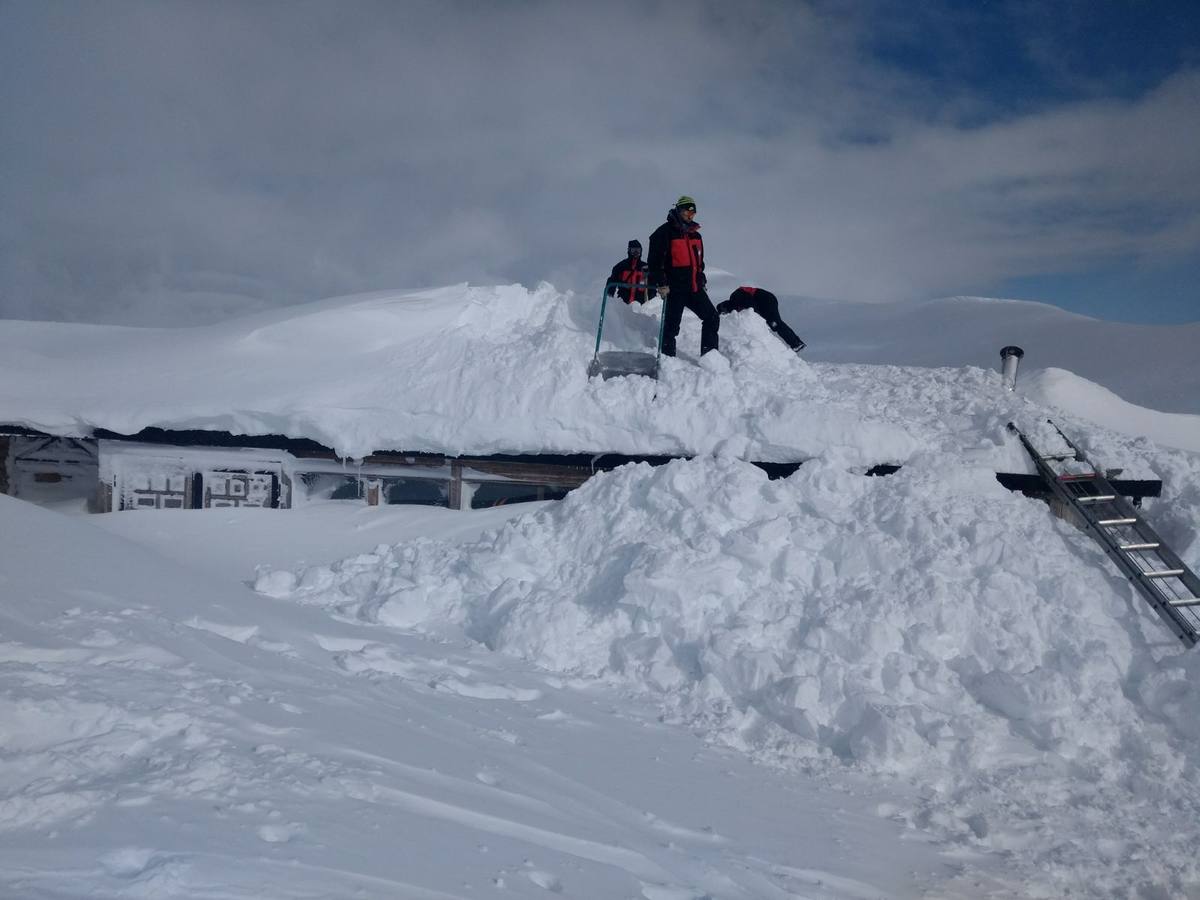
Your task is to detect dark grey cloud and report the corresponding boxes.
[1,0,1198,325]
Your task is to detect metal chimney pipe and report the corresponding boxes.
[1000,345,1024,391]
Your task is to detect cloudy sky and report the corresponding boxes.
[2,0,1198,326]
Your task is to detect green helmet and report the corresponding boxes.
[675,195,697,210]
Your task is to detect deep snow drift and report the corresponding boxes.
[1,283,854,460]
[1,284,1197,458]
[258,443,1200,897]
[3,283,1200,897]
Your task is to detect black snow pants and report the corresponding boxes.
[661,289,720,358]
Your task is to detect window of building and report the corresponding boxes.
[384,478,449,507]
[469,482,570,509]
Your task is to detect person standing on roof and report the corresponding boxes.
[717,286,806,353]
[647,195,719,357]
[606,240,657,305]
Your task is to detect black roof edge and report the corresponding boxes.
[10,425,1162,496]
[0,424,811,477]
[995,472,1161,499]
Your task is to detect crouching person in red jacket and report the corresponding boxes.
[647,196,719,357]
[717,286,806,353]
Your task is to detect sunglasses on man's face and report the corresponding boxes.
[629,248,641,255]
[680,205,696,214]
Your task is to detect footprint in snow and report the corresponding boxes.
[257,822,305,843]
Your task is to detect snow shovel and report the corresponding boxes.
[586,280,666,381]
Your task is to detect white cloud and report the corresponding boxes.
[1,1,1197,323]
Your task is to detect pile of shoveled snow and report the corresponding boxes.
[7,494,966,900]
[259,435,1200,896]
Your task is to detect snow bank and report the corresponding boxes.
[7,494,961,899]
[7,280,1200,894]
[260,444,1200,896]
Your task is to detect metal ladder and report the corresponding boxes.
[1009,420,1200,648]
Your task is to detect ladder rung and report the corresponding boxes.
[1040,454,1075,461]
[1058,473,1098,481]
[1142,569,1185,579]
[1098,517,1137,526]
[1168,597,1200,608]
[1077,495,1116,503]
[1120,542,1160,551]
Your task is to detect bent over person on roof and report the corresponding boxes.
[606,240,656,305]
[647,195,719,358]
[717,286,806,353]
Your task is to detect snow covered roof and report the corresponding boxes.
[1,283,1197,468]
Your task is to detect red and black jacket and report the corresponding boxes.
[648,210,705,294]
[607,257,656,304]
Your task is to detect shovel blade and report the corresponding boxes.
[587,350,658,381]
